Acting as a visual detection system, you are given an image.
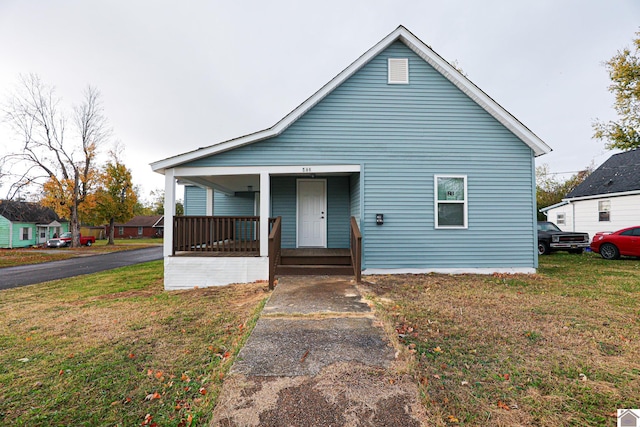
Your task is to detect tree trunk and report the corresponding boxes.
[108,218,115,245]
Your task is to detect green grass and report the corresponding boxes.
[0,261,268,426]
[368,252,640,426]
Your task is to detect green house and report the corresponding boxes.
[0,200,69,248]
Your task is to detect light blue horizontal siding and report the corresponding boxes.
[271,176,296,248]
[327,176,350,248]
[350,173,361,226]
[214,192,255,216]
[182,41,537,269]
[184,185,207,216]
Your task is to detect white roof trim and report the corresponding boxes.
[151,26,551,174]
[539,200,569,213]
[563,189,640,202]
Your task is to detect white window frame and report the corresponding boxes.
[21,227,32,241]
[598,200,611,222]
[434,175,468,229]
[138,226,144,236]
[388,58,409,84]
[556,213,566,225]
[118,226,124,235]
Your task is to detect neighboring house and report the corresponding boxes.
[151,25,551,290]
[106,215,164,239]
[0,200,69,248]
[541,149,640,238]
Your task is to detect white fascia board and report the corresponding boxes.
[150,26,550,173]
[178,177,235,196]
[174,164,361,177]
[539,200,569,213]
[564,189,640,202]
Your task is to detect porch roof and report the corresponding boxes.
[151,26,551,175]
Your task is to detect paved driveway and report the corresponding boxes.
[0,247,163,290]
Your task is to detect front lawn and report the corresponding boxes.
[0,261,268,426]
[368,252,640,426]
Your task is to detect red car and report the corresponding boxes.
[590,226,640,259]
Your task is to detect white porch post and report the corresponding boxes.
[206,187,214,216]
[259,171,270,257]
[164,169,176,257]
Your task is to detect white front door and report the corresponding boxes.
[297,179,327,247]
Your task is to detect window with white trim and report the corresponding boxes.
[435,175,467,228]
[21,227,32,241]
[138,226,143,236]
[118,226,124,235]
[388,58,409,84]
[598,200,610,222]
[556,213,566,225]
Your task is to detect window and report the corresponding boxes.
[118,227,124,236]
[138,226,143,236]
[388,58,409,84]
[556,213,566,225]
[598,200,610,222]
[620,228,640,236]
[21,227,31,240]
[435,175,467,228]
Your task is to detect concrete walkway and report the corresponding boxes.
[211,276,428,426]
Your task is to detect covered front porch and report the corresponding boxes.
[162,165,362,290]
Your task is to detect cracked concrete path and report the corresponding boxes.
[210,276,428,427]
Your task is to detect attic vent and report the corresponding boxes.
[388,58,409,84]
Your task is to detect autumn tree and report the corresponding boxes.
[94,154,137,245]
[593,31,640,150]
[2,74,110,247]
[536,164,593,220]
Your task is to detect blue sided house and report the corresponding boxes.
[151,26,551,290]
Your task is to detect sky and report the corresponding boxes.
[0,0,638,202]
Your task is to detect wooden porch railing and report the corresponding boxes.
[173,216,262,254]
[268,216,282,290]
[350,216,362,283]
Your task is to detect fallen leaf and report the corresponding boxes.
[17,357,29,363]
[434,346,442,353]
[503,373,510,380]
[128,353,135,359]
[181,373,190,382]
[147,369,154,377]
[155,371,164,380]
[497,400,510,411]
[110,401,119,406]
[198,387,207,395]
[447,415,460,423]
[461,380,469,386]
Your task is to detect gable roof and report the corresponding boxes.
[151,25,551,173]
[566,149,640,199]
[113,215,163,228]
[0,200,65,224]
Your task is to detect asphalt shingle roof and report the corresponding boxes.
[566,149,640,199]
[0,200,64,223]
[113,215,163,227]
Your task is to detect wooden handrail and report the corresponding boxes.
[350,216,362,283]
[268,216,282,290]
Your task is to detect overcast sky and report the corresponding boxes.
[1,1,638,202]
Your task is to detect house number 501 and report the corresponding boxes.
[302,167,312,173]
